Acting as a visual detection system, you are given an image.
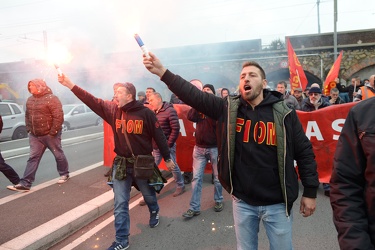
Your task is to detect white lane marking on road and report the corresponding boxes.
[2,134,103,160]
[59,177,174,250]
[0,162,104,206]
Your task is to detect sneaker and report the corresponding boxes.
[182,209,200,218]
[107,241,129,250]
[104,168,112,177]
[7,184,30,192]
[139,199,146,206]
[173,186,185,197]
[57,175,69,184]
[214,202,224,212]
[183,172,192,184]
[149,210,159,228]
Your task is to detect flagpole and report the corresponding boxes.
[296,69,303,89]
[353,81,357,102]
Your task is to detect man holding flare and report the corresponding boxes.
[57,73,175,250]
[142,51,319,250]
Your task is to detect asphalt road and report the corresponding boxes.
[0,126,341,250]
[51,176,340,250]
[0,126,104,198]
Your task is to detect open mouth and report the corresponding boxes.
[244,85,252,92]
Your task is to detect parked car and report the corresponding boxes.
[62,104,103,132]
[0,102,28,140]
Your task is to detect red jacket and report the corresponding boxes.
[26,80,63,136]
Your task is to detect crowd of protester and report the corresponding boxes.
[2,54,374,249]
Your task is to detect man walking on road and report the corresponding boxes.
[0,115,20,185]
[183,84,224,218]
[58,75,175,250]
[143,52,319,250]
[148,92,185,197]
[7,79,69,192]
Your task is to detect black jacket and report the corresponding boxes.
[301,97,331,112]
[187,108,217,148]
[161,70,318,215]
[330,98,375,249]
[336,83,363,102]
[71,85,170,160]
[152,101,180,149]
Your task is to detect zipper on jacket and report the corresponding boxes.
[359,131,375,140]
[282,108,292,217]
[227,98,234,194]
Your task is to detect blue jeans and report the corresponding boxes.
[190,146,223,211]
[153,143,184,188]
[20,132,69,188]
[112,162,159,246]
[322,183,330,191]
[232,196,293,250]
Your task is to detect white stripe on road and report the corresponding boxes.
[2,133,103,160]
[0,162,103,206]
[59,177,174,250]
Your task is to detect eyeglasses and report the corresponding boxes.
[308,93,320,96]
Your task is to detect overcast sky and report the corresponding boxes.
[0,0,374,64]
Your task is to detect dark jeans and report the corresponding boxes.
[20,132,69,188]
[0,151,20,184]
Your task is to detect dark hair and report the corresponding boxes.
[146,87,156,92]
[221,88,230,96]
[242,61,266,79]
[277,81,287,88]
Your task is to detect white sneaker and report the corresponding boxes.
[57,175,69,184]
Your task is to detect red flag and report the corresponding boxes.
[323,51,343,96]
[287,38,308,91]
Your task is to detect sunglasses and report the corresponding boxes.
[309,93,320,96]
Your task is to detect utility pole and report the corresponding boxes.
[317,0,321,33]
[333,0,338,60]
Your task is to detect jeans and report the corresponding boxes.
[20,132,69,188]
[232,196,293,250]
[153,143,184,188]
[0,151,20,184]
[322,183,330,191]
[190,146,223,211]
[112,162,159,246]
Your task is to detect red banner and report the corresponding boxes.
[323,51,343,96]
[287,38,308,92]
[103,102,357,182]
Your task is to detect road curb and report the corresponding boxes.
[0,190,113,250]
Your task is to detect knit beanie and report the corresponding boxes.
[308,87,322,94]
[202,84,215,95]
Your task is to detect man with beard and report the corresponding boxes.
[143,52,319,250]
[301,86,331,196]
[301,86,331,112]
[58,76,175,250]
